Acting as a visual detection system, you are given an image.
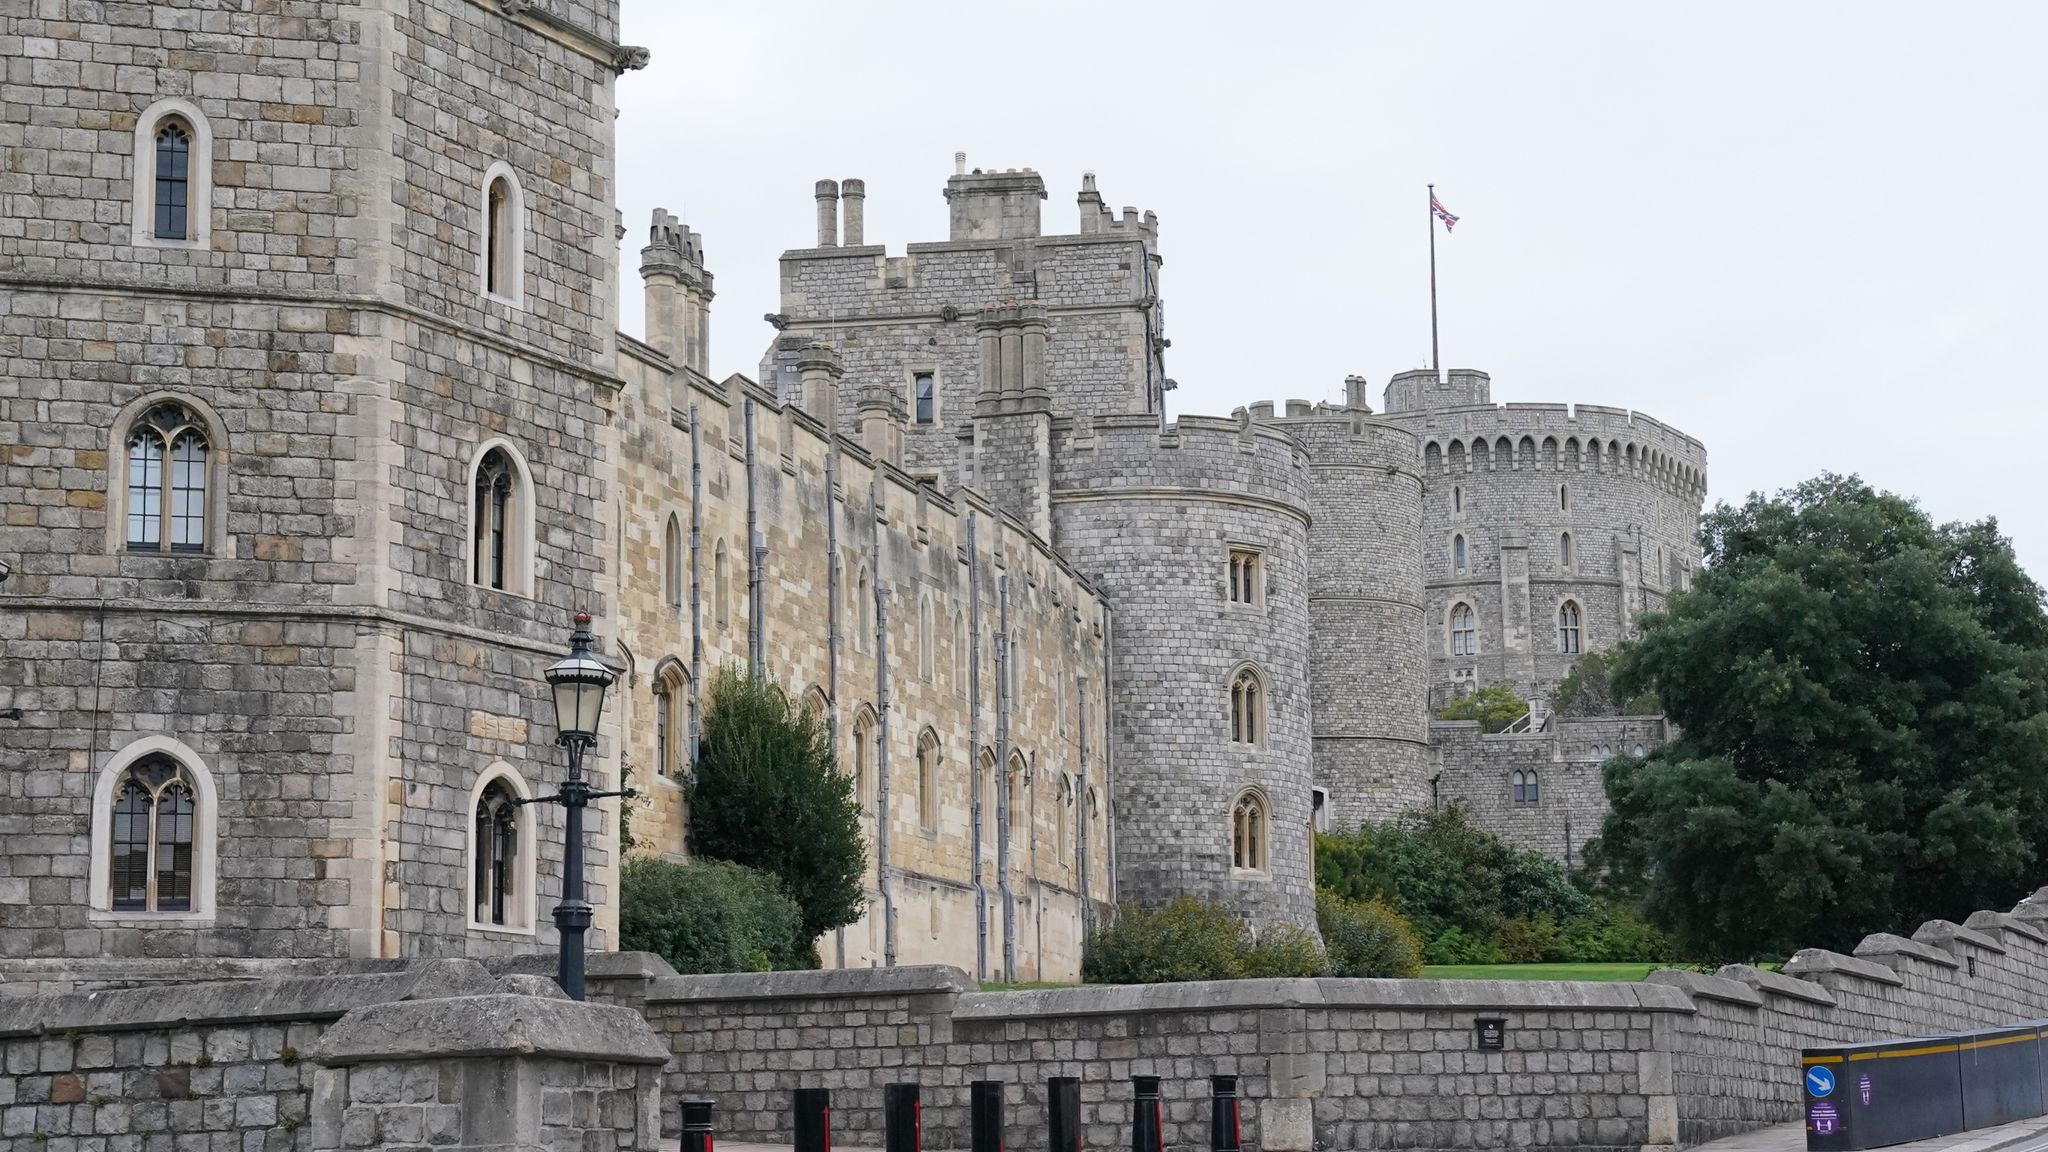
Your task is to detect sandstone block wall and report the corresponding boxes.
[611,344,1113,983]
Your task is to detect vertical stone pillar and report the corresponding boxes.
[1018,306,1049,404]
[815,179,840,247]
[798,341,845,427]
[977,313,1004,399]
[308,978,670,1152]
[859,383,907,467]
[640,209,687,363]
[842,178,866,246]
[1497,530,1535,691]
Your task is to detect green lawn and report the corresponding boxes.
[1421,962,1664,982]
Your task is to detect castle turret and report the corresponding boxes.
[640,208,712,374]
[1383,368,1490,413]
[972,302,1053,538]
[944,165,1046,241]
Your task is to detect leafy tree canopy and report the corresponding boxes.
[1438,684,1530,733]
[687,666,866,944]
[1552,650,1661,717]
[1593,474,2048,961]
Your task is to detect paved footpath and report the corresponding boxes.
[1695,1116,2048,1152]
[727,1117,2048,1152]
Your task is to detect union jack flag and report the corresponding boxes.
[1432,192,1459,233]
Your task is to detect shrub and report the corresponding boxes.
[1240,924,1327,979]
[1437,684,1529,733]
[1557,903,1672,963]
[1423,925,1503,966]
[1082,897,1251,984]
[619,856,808,974]
[1492,915,1561,963]
[1552,650,1663,718]
[1316,891,1423,977]
[687,666,865,943]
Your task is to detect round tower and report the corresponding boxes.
[1265,407,1432,825]
[1050,414,1317,932]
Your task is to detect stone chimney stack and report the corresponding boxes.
[814,179,839,247]
[1344,374,1369,410]
[797,341,843,427]
[841,178,865,246]
[858,382,907,466]
[639,210,714,373]
[1077,171,1105,234]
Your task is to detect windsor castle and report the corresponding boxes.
[0,0,1704,984]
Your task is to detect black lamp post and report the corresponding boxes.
[530,612,630,1000]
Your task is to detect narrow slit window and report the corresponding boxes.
[154,121,191,240]
[1453,534,1468,574]
[913,373,935,425]
[486,176,512,297]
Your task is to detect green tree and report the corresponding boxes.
[1595,475,2048,961]
[1437,684,1530,733]
[619,856,807,973]
[687,666,866,946]
[1552,650,1661,717]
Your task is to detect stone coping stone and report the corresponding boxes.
[0,958,493,1038]
[312,993,670,1067]
[1786,947,1913,986]
[645,964,973,1005]
[1853,933,1962,971]
[1915,919,2007,955]
[1966,910,2048,946]
[1720,965,1838,1007]
[485,951,681,983]
[951,978,1694,1021]
[1647,969,1763,1008]
[0,956,410,989]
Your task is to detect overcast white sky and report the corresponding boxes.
[614,2,2047,579]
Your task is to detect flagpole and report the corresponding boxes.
[1428,183,1441,382]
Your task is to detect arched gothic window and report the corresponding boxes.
[850,708,875,809]
[1453,534,1468,575]
[480,164,525,303]
[714,542,731,628]
[108,755,197,913]
[1007,752,1029,857]
[470,445,530,593]
[979,748,998,853]
[664,515,683,608]
[654,664,689,778]
[1558,600,1583,654]
[1450,603,1476,657]
[801,685,829,723]
[124,401,211,554]
[473,779,522,927]
[855,566,873,651]
[918,596,935,681]
[1229,666,1263,745]
[953,611,968,694]
[1559,532,1574,569]
[1453,485,1463,513]
[1231,790,1268,873]
[1511,770,1540,806]
[1559,483,1570,512]
[153,120,192,240]
[916,729,940,830]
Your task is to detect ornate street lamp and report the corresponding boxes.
[529,612,630,1000]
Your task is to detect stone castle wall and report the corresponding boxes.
[1430,716,1671,861]
[1263,409,1435,826]
[612,338,1113,983]
[0,0,635,964]
[1051,415,1318,930]
[1384,388,1706,707]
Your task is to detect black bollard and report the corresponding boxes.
[1210,1076,1240,1152]
[1131,1076,1164,1152]
[682,1100,716,1152]
[1048,1077,1082,1152]
[970,1080,1005,1152]
[795,1088,832,1152]
[885,1082,922,1152]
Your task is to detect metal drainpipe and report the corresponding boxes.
[996,572,1015,981]
[826,430,845,969]
[1077,671,1091,935]
[967,512,987,983]
[744,398,763,677]
[872,480,896,967]
[688,406,703,772]
[1101,602,1117,907]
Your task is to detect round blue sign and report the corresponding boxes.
[1806,1066,1836,1098]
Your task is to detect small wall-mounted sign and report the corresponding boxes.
[1476,1017,1506,1051]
